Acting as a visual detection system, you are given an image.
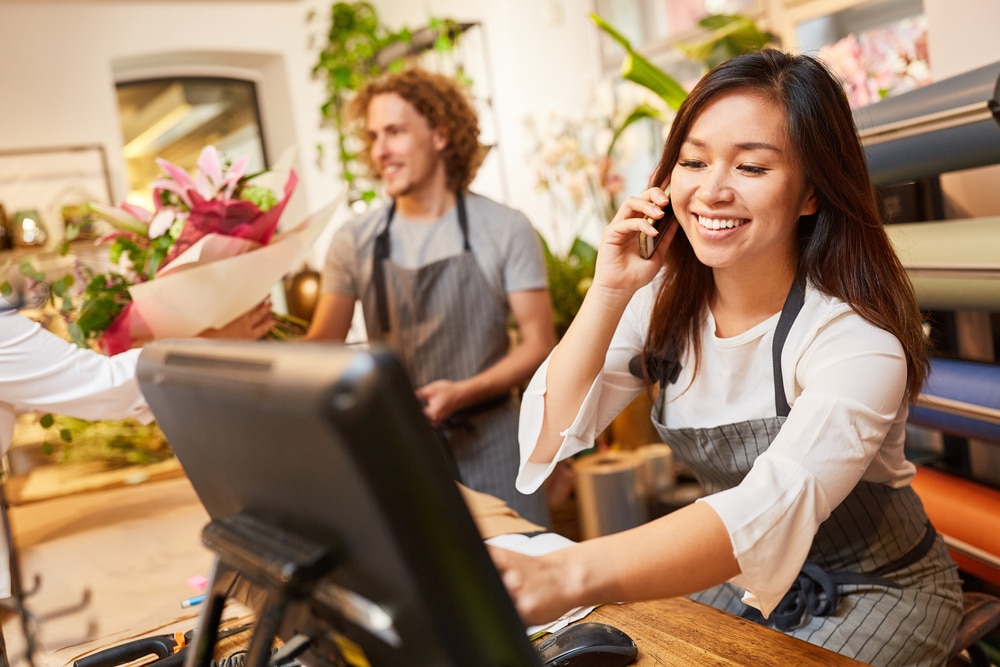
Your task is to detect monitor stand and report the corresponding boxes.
[185,513,334,667]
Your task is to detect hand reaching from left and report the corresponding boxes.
[197,300,275,340]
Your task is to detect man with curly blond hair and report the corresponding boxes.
[306,68,554,526]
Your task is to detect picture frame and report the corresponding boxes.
[0,144,114,251]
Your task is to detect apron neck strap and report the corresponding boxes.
[372,192,468,334]
[772,273,807,418]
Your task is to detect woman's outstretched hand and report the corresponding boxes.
[197,299,275,340]
[489,545,580,627]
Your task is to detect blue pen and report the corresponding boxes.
[180,594,206,608]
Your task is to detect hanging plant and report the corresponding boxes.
[309,1,468,204]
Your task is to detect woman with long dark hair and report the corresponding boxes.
[492,49,962,666]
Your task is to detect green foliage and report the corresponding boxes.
[310,1,464,202]
[239,184,279,212]
[542,236,598,340]
[37,415,172,468]
[590,13,688,112]
[70,272,133,348]
[675,14,777,71]
[591,11,777,110]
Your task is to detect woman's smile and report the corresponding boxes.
[695,214,747,231]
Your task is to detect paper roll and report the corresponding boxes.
[574,450,647,540]
[636,443,676,500]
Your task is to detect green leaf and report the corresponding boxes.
[590,12,634,51]
[621,52,688,110]
[591,12,687,110]
[607,103,662,158]
[52,275,74,297]
[675,14,776,70]
[18,259,45,282]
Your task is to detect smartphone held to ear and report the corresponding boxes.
[638,189,675,260]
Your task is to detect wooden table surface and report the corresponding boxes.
[2,473,867,667]
[590,597,868,666]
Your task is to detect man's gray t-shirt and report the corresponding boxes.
[321,191,549,311]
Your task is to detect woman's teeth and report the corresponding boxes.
[697,215,745,230]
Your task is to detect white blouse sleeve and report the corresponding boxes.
[702,309,910,617]
[515,286,653,494]
[0,310,152,451]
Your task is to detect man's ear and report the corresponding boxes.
[432,126,449,152]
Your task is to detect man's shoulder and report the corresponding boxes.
[348,202,390,230]
[332,202,389,244]
[464,192,532,228]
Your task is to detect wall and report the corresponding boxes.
[0,0,338,242]
[2,0,998,256]
[0,0,606,267]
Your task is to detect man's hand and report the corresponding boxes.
[415,379,464,426]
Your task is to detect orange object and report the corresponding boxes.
[911,465,1000,586]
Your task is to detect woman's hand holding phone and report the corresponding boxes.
[638,186,675,260]
[591,187,674,297]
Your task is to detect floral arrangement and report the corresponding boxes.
[48,145,303,354]
[523,81,669,257]
[818,14,931,109]
[524,82,671,338]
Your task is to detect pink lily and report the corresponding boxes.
[193,146,248,201]
[194,145,223,198]
[87,202,150,236]
[148,208,179,239]
[152,159,195,208]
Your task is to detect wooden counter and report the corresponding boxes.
[1,473,865,667]
[590,596,867,666]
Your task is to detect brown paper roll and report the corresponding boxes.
[573,450,648,540]
[636,443,676,500]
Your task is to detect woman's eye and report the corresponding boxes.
[739,164,767,175]
[678,159,705,169]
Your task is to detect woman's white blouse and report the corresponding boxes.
[0,309,151,454]
[516,282,915,616]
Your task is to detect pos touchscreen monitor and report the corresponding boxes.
[136,339,542,667]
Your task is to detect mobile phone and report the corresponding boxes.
[638,188,675,260]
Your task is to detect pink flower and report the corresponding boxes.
[69,145,298,356]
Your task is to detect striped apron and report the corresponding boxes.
[650,276,963,666]
[363,193,550,527]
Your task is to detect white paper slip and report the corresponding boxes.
[485,531,598,637]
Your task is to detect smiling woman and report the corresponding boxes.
[493,49,965,667]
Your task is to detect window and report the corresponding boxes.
[116,77,267,208]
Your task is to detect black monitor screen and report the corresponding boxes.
[136,339,541,667]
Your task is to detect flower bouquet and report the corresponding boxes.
[50,145,331,354]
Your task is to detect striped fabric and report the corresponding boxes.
[657,404,962,665]
[364,229,549,527]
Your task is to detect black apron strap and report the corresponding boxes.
[772,273,807,418]
[455,191,471,252]
[371,193,469,335]
[745,521,938,631]
[372,202,396,334]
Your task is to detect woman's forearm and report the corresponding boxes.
[529,284,634,463]
[506,502,739,626]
